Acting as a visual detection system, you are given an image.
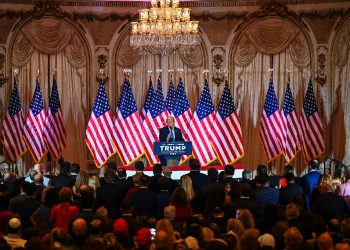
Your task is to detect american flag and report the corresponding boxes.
[86,82,116,168]
[172,78,193,164]
[211,81,244,164]
[141,79,154,123]
[114,79,144,165]
[187,81,217,165]
[1,79,27,162]
[280,83,302,164]
[300,80,325,163]
[43,79,66,160]
[23,80,48,163]
[259,80,284,162]
[165,80,176,113]
[141,78,169,165]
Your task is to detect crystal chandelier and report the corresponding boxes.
[130,0,200,55]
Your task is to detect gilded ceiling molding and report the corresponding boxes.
[236,1,308,32]
[0,0,349,7]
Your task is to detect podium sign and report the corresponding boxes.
[154,141,192,156]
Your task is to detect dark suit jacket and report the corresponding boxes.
[159,126,184,142]
[159,126,184,165]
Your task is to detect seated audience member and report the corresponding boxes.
[50,187,79,231]
[313,181,349,222]
[70,218,89,246]
[135,227,152,250]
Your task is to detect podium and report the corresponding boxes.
[154,141,192,166]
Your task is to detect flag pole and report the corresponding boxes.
[177,68,183,81]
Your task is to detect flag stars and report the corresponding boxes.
[93,84,110,118]
[264,81,279,117]
[197,82,214,120]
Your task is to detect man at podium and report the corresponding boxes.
[159,116,184,166]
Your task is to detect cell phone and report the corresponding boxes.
[236,209,241,218]
[150,228,156,240]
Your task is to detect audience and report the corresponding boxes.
[0,160,349,250]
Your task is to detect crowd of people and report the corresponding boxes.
[0,158,349,250]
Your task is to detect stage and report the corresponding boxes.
[119,164,245,180]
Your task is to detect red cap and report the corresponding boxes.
[113,218,128,234]
[135,227,152,246]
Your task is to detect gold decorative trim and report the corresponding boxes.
[0,0,349,7]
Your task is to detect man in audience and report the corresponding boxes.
[129,175,157,218]
[280,173,304,202]
[312,181,349,222]
[253,175,280,209]
[8,181,40,228]
[70,163,81,181]
[96,168,123,219]
[149,163,163,193]
[3,217,26,249]
[51,161,75,190]
[182,158,208,188]
[303,159,321,210]
[220,164,237,185]
[162,166,179,193]
[201,168,226,218]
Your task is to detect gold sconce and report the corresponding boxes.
[0,54,8,87]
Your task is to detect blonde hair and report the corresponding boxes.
[181,175,195,201]
[156,219,176,246]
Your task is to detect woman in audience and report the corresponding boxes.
[156,219,176,247]
[238,209,255,230]
[50,187,79,231]
[169,187,193,223]
[226,218,245,238]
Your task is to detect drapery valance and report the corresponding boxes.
[13,18,86,68]
[234,17,310,69]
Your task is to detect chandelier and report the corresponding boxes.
[130,0,200,55]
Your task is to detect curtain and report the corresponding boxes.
[8,18,88,175]
[230,17,313,175]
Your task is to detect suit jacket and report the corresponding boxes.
[159,126,184,142]
[159,126,184,165]
[302,170,321,208]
